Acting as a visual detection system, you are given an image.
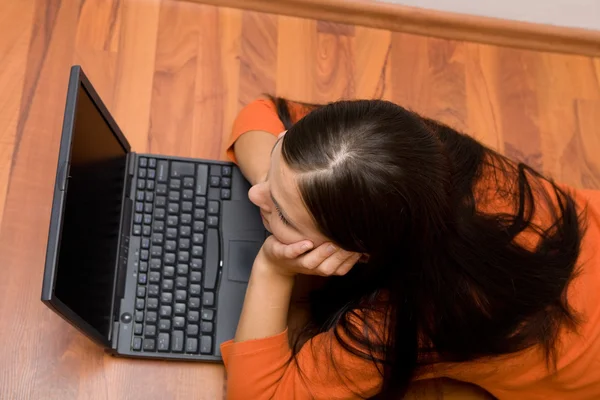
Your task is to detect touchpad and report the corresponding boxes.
[227,240,262,283]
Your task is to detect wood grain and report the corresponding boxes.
[185,0,600,57]
[0,0,599,399]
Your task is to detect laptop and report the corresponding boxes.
[41,65,266,362]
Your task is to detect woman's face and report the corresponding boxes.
[248,138,329,247]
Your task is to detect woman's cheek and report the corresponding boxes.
[270,223,305,245]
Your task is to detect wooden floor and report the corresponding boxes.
[0,0,599,398]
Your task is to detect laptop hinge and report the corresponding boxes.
[111,153,136,329]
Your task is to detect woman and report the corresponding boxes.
[219,97,600,399]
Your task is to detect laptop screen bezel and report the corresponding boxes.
[41,65,132,348]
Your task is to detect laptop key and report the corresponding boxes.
[190,271,202,283]
[201,309,214,321]
[161,292,172,304]
[154,208,165,220]
[181,201,193,212]
[148,284,160,296]
[143,338,155,351]
[188,311,200,323]
[157,333,170,352]
[156,183,167,195]
[187,324,199,336]
[168,191,180,202]
[145,324,156,337]
[193,221,204,233]
[165,240,176,252]
[176,277,188,289]
[205,229,219,290]
[182,189,193,200]
[179,238,190,250]
[134,323,143,335]
[202,292,215,307]
[149,259,161,270]
[181,214,192,225]
[178,226,189,238]
[133,225,142,236]
[152,233,164,245]
[177,264,189,275]
[173,317,185,329]
[147,298,158,310]
[141,238,150,249]
[210,176,220,187]
[183,177,194,188]
[137,273,147,285]
[159,305,172,318]
[164,253,175,265]
[171,161,194,177]
[197,197,208,210]
[153,221,164,233]
[159,319,171,331]
[189,297,200,309]
[175,290,187,302]
[192,246,203,257]
[137,286,146,297]
[169,179,181,190]
[146,311,157,323]
[139,157,148,167]
[192,233,204,245]
[162,279,174,291]
[157,160,168,182]
[140,249,149,261]
[175,303,186,315]
[201,321,213,333]
[168,203,180,214]
[208,201,219,215]
[150,246,162,257]
[167,215,178,227]
[164,266,175,278]
[139,261,148,272]
[142,225,151,236]
[135,310,144,322]
[178,251,189,263]
[189,284,201,296]
[147,169,156,180]
[147,180,155,190]
[135,201,143,213]
[134,213,143,223]
[196,165,208,195]
[155,196,166,207]
[207,216,219,227]
[149,158,157,168]
[200,336,212,354]
[136,191,145,201]
[166,228,177,240]
[138,168,147,178]
[149,271,160,283]
[222,166,232,176]
[172,330,185,352]
[137,179,146,190]
[186,338,198,354]
[221,177,231,188]
[221,189,231,200]
[144,203,152,214]
[132,337,142,351]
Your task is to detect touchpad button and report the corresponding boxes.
[227,240,262,283]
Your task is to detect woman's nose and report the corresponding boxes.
[248,182,271,211]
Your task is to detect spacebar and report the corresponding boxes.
[204,228,220,290]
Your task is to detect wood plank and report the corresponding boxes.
[184,0,600,57]
[354,26,392,99]
[148,0,200,157]
[391,33,467,132]
[0,0,35,235]
[0,0,82,398]
[112,0,160,152]
[195,6,243,160]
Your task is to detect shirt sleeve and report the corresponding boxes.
[221,314,384,400]
[225,98,312,163]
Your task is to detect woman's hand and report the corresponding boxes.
[256,235,361,277]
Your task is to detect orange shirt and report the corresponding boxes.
[221,99,600,399]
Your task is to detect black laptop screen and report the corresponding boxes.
[54,84,128,337]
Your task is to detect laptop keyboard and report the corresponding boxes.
[130,156,232,355]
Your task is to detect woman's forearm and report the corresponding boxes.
[234,257,294,342]
[233,130,278,185]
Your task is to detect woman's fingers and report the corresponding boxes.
[315,250,358,276]
[334,253,361,276]
[300,243,339,270]
[268,237,313,260]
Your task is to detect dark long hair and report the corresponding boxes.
[269,97,584,398]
